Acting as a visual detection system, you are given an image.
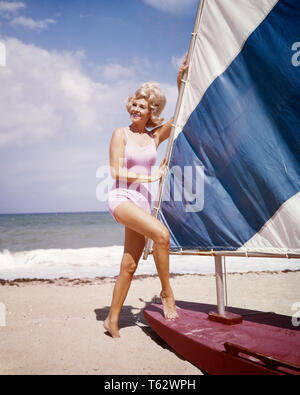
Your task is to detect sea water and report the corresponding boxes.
[0,212,299,280]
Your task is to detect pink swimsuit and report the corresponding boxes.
[108,127,157,222]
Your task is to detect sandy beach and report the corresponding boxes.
[0,270,299,375]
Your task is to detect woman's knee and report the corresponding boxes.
[154,226,170,248]
[120,255,138,277]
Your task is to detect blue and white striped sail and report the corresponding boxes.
[158,0,300,254]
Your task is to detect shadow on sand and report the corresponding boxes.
[94,296,189,361]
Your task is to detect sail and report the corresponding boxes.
[158,0,300,254]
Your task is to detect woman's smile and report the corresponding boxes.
[131,111,141,119]
[130,98,150,125]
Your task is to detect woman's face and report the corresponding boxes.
[129,98,150,126]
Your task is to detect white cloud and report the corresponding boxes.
[79,14,92,19]
[0,38,177,147]
[99,63,134,82]
[0,38,103,146]
[0,1,25,15]
[142,0,197,16]
[0,38,173,148]
[0,2,56,32]
[98,57,157,83]
[10,16,56,30]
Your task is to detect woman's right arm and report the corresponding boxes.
[109,128,165,183]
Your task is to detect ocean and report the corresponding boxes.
[0,211,299,280]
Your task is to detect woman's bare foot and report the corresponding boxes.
[103,317,120,338]
[160,290,178,320]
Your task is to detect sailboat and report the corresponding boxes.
[143,0,300,375]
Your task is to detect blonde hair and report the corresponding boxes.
[126,82,166,128]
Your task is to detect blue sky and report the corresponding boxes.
[0,0,198,214]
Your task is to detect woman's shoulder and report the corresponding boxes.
[111,126,127,144]
[113,126,127,134]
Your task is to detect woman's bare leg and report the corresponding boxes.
[152,241,178,320]
[113,202,177,321]
[104,226,146,338]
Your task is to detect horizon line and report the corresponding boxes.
[0,210,110,216]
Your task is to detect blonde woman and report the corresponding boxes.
[104,59,187,338]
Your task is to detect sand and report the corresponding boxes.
[0,271,299,375]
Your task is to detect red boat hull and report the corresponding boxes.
[143,302,300,375]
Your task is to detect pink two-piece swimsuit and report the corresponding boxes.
[108,127,157,222]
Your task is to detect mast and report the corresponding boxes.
[143,0,205,260]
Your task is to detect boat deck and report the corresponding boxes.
[144,301,300,375]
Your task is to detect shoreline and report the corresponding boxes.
[1,268,299,287]
[1,246,299,281]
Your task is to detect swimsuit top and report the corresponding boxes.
[124,126,157,170]
[115,127,157,190]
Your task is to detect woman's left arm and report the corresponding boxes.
[152,118,173,147]
[152,55,188,148]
